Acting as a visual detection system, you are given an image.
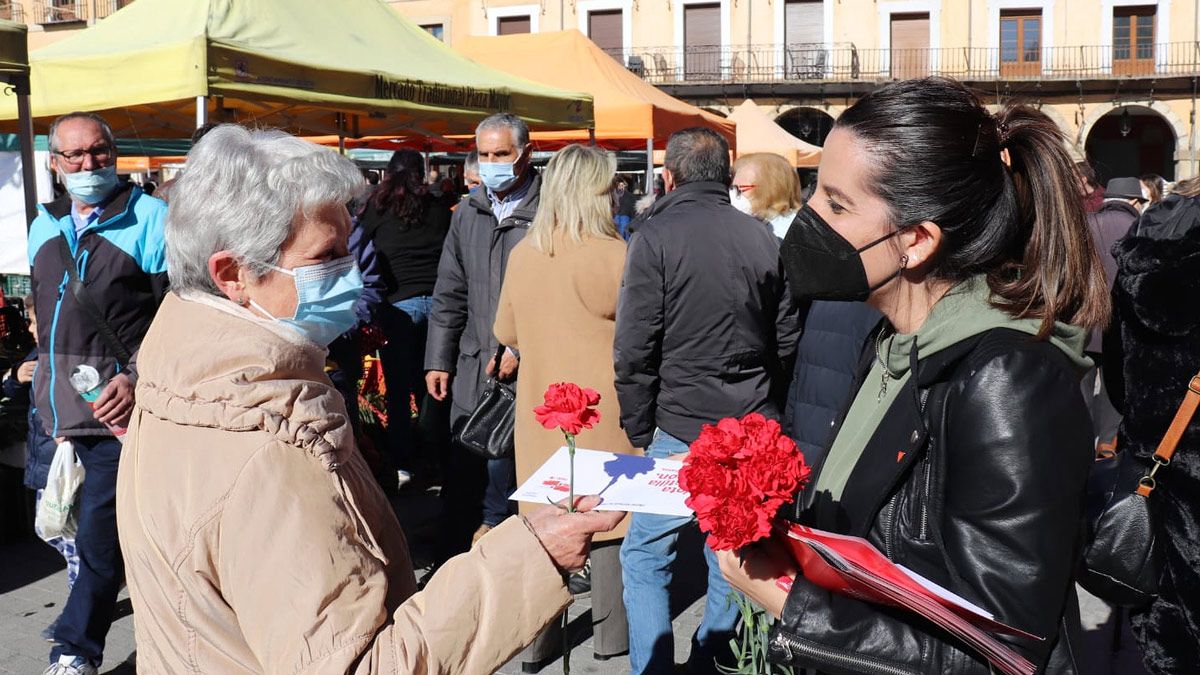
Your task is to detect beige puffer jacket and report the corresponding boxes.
[117,291,570,674]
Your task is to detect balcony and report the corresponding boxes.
[624,42,1200,86]
[0,1,24,21]
[95,0,135,19]
[34,0,87,24]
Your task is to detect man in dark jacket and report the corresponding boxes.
[425,112,539,554]
[28,112,168,675]
[615,127,799,675]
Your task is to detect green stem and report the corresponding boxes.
[566,433,576,513]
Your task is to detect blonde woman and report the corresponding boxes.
[494,143,640,667]
[730,152,803,239]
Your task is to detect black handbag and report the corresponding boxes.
[453,346,516,460]
[1079,369,1199,607]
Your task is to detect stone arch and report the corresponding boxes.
[1080,101,1189,161]
[774,106,837,146]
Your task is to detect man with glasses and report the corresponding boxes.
[27,112,168,675]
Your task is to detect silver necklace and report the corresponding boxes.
[875,329,897,401]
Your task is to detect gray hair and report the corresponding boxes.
[48,112,116,155]
[165,125,365,294]
[664,127,730,186]
[464,149,479,174]
[475,112,529,149]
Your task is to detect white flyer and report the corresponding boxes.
[511,447,693,517]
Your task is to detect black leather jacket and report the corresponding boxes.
[771,329,1093,674]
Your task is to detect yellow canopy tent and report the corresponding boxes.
[727,100,821,168]
[457,30,733,150]
[0,0,592,138]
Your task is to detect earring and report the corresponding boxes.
[236,296,247,306]
[900,254,910,269]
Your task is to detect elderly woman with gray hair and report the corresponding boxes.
[115,125,622,674]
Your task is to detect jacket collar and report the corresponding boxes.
[42,181,139,229]
[645,181,729,220]
[467,170,542,225]
[1099,199,1140,219]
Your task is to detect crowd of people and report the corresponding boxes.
[0,75,1198,675]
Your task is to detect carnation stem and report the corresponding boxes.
[565,433,576,514]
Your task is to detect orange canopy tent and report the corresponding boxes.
[456,30,735,152]
[727,100,821,168]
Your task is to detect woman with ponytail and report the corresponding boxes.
[717,78,1107,674]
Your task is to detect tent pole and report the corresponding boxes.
[195,95,207,128]
[645,138,653,195]
[588,127,596,146]
[336,112,346,154]
[16,76,37,231]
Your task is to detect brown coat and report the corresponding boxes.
[494,234,640,541]
[117,291,571,674]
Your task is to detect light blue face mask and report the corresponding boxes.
[249,255,364,347]
[478,150,523,192]
[63,166,118,205]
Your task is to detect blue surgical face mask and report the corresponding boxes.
[62,165,118,205]
[478,150,523,192]
[249,255,364,347]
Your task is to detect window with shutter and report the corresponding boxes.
[588,9,624,60]
[683,3,721,81]
[784,0,824,79]
[498,15,532,35]
[999,10,1041,77]
[889,13,929,79]
[421,23,445,41]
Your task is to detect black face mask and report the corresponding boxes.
[781,203,902,302]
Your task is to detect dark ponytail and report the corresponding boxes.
[835,77,1109,337]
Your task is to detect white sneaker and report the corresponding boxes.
[42,655,98,675]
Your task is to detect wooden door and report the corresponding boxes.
[1000,11,1041,77]
[1113,6,1155,76]
[684,3,721,81]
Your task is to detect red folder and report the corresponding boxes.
[780,523,1042,675]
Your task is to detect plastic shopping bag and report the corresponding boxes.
[35,440,84,542]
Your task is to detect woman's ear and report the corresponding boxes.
[208,251,248,304]
[899,220,943,271]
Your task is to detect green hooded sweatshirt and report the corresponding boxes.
[813,275,1092,504]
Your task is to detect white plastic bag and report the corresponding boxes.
[35,440,85,542]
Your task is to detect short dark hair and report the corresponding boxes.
[191,123,220,147]
[664,127,730,186]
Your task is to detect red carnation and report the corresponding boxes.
[680,412,811,551]
[534,383,601,435]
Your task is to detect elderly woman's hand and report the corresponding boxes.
[523,496,625,573]
[715,537,797,620]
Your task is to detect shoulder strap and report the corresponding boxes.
[57,234,133,367]
[1137,369,1200,496]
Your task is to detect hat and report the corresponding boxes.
[1105,177,1145,201]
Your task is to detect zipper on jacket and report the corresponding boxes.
[770,631,918,675]
[881,492,898,559]
[47,272,69,436]
[918,443,933,541]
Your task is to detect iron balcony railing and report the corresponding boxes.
[34,0,87,23]
[94,0,135,19]
[620,42,1200,84]
[0,1,24,21]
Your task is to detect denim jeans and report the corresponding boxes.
[378,296,433,472]
[482,456,516,527]
[51,435,124,666]
[620,430,739,675]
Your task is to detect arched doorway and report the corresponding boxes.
[1084,106,1176,182]
[775,107,835,147]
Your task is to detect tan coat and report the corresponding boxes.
[117,292,571,674]
[494,234,640,541]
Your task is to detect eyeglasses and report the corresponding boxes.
[54,144,113,166]
[732,184,756,194]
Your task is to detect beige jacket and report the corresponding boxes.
[117,292,571,674]
[494,234,640,541]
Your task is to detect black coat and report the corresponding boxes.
[425,173,540,423]
[614,181,799,447]
[1103,193,1200,675]
[784,300,882,470]
[772,329,1093,674]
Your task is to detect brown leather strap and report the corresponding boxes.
[1137,370,1200,497]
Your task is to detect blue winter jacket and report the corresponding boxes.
[27,182,168,437]
[784,300,882,468]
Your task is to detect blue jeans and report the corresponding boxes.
[620,430,739,675]
[482,455,516,527]
[51,436,124,665]
[378,296,432,472]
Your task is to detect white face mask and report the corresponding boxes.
[729,188,754,216]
